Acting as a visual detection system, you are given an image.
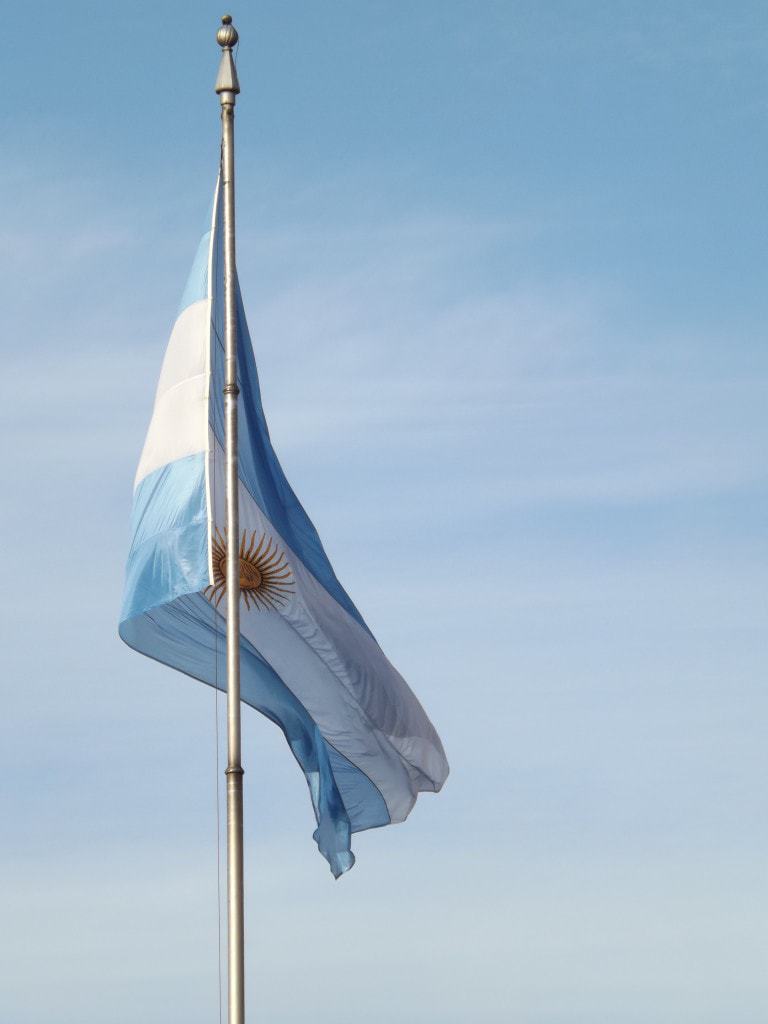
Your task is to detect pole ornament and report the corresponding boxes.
[217,14,239,48]
[216,15,240,96]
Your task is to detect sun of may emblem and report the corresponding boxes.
[205,527,294,611]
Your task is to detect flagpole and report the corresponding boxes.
[215,16,245,1024]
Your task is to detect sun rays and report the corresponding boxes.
[205,526,294,611]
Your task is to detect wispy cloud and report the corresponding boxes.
[3,83,768,1021]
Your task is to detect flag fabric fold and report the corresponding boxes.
[119,180,448,876]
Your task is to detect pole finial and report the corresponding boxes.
[215,15,240,96]
[217,14,239,49]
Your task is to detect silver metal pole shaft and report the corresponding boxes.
[215,16,244,1024]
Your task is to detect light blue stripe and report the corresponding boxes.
[177,229,211,316]
[326,747,392,832]
[119,593,390,875]
[120,453,209,621]
[208,186,372,635]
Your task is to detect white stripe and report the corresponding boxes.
[207,438,448,821]
[134,299,210,488]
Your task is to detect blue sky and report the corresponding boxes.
[2,3,767,1021]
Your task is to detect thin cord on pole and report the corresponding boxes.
[213,416,223,1024]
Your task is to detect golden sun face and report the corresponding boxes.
[205,527,294,611]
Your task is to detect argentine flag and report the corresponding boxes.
[119,181,449,876]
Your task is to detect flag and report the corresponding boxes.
[119,181,449,876]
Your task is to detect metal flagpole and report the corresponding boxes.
[215,15,245,1024]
